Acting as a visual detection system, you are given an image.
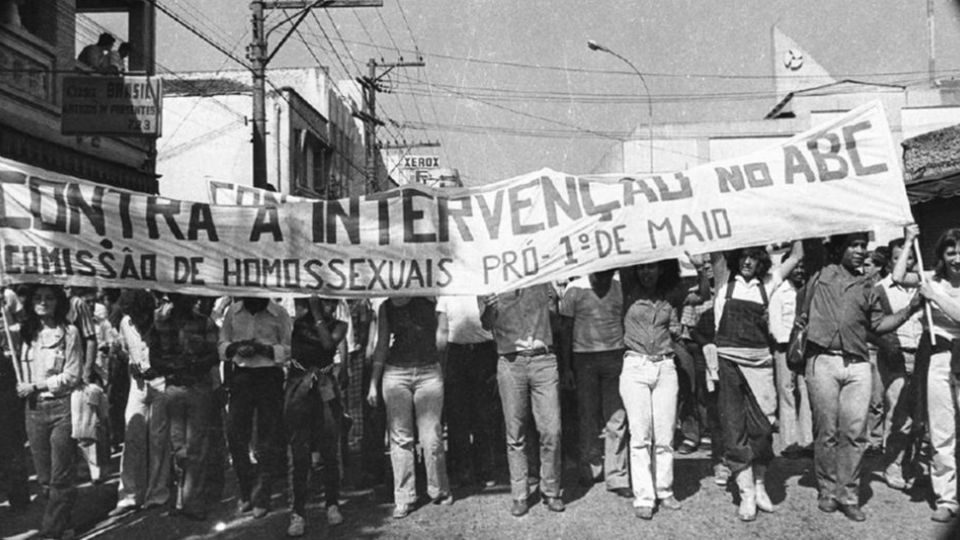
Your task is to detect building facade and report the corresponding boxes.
[593,81,960,176]
[157,67,379,202]
[0,0,157,192]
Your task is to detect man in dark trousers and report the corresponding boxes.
[219,297,291,518]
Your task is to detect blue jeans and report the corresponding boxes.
[166,383,215,515]
[497,353,562,501]
[25,396,77,537]
[619,352,677,507]
[382,363,449,504]
[806,353,872,505]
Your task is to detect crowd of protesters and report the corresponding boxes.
[2,224,960,538]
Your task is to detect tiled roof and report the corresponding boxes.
[902,123,960,203]
[163,78,252,96]
[902,123,960,184]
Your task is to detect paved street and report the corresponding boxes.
[3,446,957,540]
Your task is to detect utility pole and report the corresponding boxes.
[248,0,382,189]
[927,0,936,86]
[355,57,425,194]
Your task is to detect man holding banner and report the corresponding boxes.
[804,233,923,522]
[480,285,565,517]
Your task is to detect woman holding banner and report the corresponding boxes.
[16,285,83,539]
[714,241,802,521]
[367,296,451,519]
[896,225,960,523]
[618,257,709,520]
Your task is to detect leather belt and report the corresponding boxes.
[503,347,553,359]
[625,351,672,363]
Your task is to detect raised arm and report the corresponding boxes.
[367,302,391,406]
[892,224,921,287]
[773,240,804,283]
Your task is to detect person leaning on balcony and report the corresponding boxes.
[77,32,115,72]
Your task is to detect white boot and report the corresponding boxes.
[754,464,776,513]
[736,467,757,522]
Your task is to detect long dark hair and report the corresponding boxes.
[20,285,70,345]
[167,293,199,320]
[726,246,772,280]
[627,259,682,298]
[934,228,960,280]
[118,289,157,336]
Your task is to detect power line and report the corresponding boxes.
[150,0,249,70]
[393,0,448,166]
[310,11,353,79]
[294,32,960,81]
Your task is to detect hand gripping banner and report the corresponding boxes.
[0,101,912,297]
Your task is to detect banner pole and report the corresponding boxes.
[912,237,937,344]
[0,241,22,385]
[1,295,21,385]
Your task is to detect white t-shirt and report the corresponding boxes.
[436,296,493,344]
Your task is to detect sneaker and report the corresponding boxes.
[634,506,654,520]
[433,493,454,506]
[286,513,305,537]
[932,506,957,523]
[817,497,839,513]
[545,496,565,512]
[393,503,412,519]
[839,504,865,522]
[677,441,698,455]
[884,466,907,491]
[108,503,139,517]
[237,500,253,515]
[510,499,529,517]
[327,505,343,525]
[252,506,268,519]
[713,463,731,486]
[659,496,682,511]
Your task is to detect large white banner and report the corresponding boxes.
[0,101,912,297]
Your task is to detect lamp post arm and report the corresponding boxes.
[607,51,653,173]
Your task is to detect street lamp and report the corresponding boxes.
[587,39,654,174]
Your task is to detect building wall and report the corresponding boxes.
[158,68,371,202]
[0,1,157,192]
[598,85,960,176]
[156,94,250,202]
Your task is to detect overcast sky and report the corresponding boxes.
[93,0,960,185]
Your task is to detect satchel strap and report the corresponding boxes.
[797,270,822,321]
